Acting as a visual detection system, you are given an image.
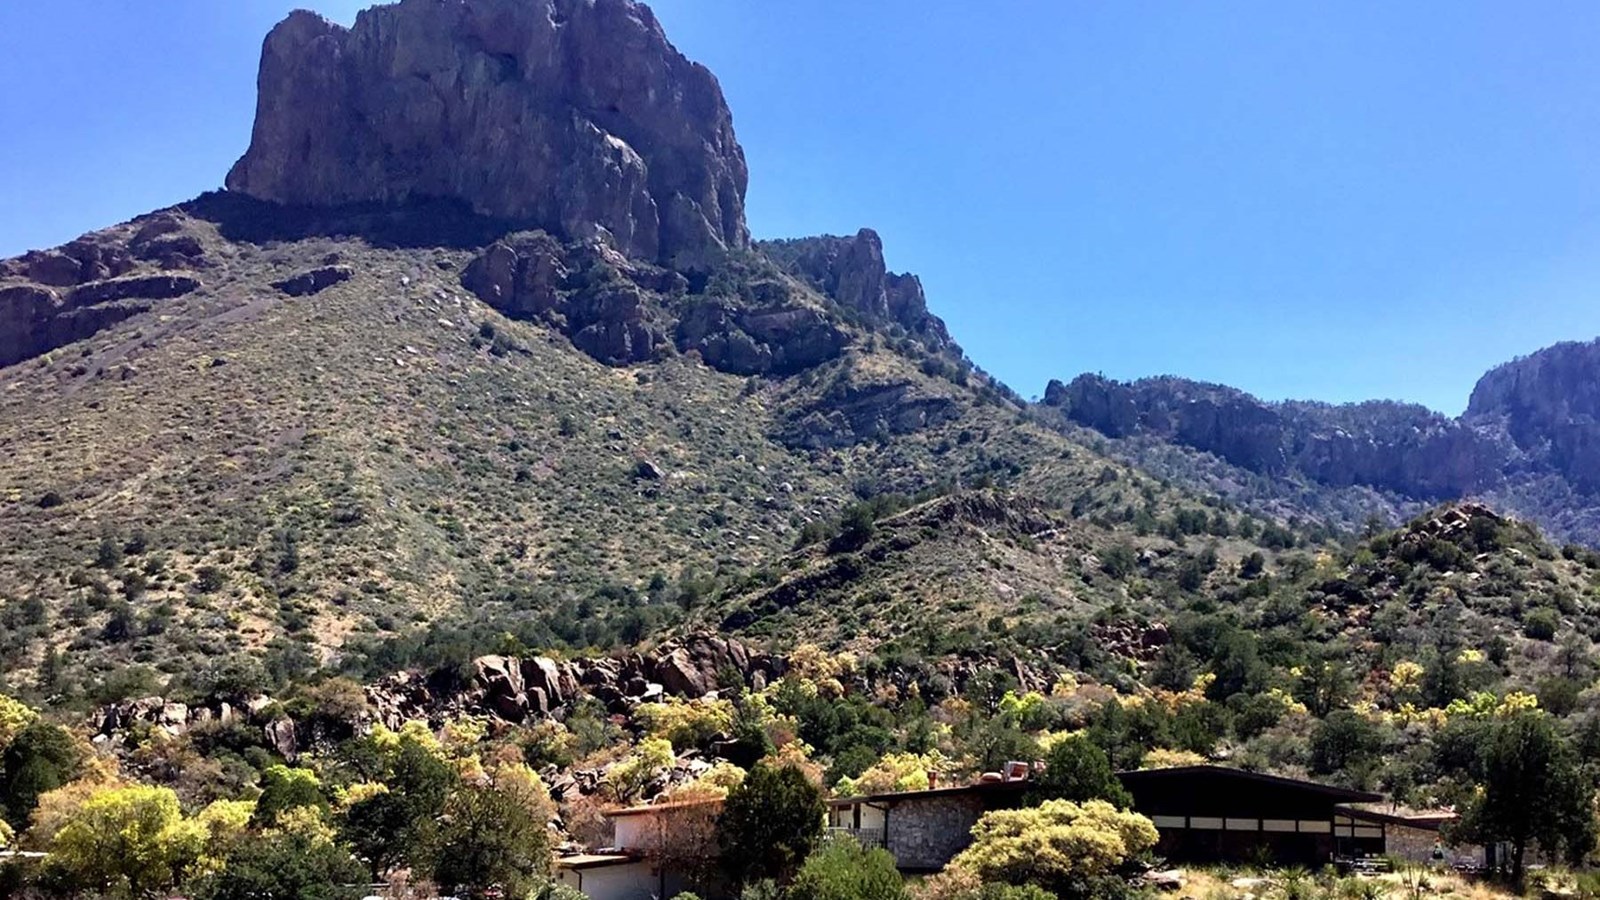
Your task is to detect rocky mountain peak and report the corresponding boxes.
[225,0,749,270]
[758,228,955,354]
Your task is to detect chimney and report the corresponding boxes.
[928,771,939,789]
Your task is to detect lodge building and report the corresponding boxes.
[827,764,1457,873]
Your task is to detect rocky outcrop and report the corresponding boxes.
[759,229,955,354]
[70,274,201,306]
[462,231,670,365]
[92,694,312,761]
[781,379,961,449]
[1041,344,1600,545]
[461,231,852,372]
[1,215,211,369]
[1044,374,1505,499]
[1467,339,1600,493]
[1,273,201,369]
[273,266,353,297]
[677,293,850,376]
[226,0,748,270]
[363,633,784,728]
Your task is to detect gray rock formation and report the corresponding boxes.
[461,230,853,372]
[1044,339,1600,545]
[1,222,207,369]
[1043,374,1501,498]
[273,265,353,297]
[1467,338,1600,493]
[226,0,749,270]
[759,229,955,354]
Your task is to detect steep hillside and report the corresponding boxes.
[0,193,1090,691]
[3,0,1599,723]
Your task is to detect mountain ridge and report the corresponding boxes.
[1040,336,1600,545]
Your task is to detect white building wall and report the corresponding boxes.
[556,860,660,900]
[613,816,649,851]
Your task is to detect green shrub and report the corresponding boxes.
[1524,607,1560,641]
[789,838,904,900]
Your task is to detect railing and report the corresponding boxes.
[827,826,886,848]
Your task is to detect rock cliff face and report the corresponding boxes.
[1045,341,1600,544]
[226,0,748,270]
[759,229,956,355]
[1044,374,1505,499]
[1467,339,1600,493]
[459,230,853,372]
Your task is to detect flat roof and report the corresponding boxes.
[1116,765,1383,803]
[828,780,1030,807]
[1340,806,1457,830]
[556,853,641,870]
[605,797,723,818]
[828,765,1382,807]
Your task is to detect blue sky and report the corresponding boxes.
[3,2,1598,413]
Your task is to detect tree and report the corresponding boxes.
[1308,710,1383,776]
[45,784,205,897]
[718,762,826,886]
[1031,735,1131,807]
[789,838,905,900]
[1452,711,1595,883]
[195,812,364,900]
[337,725,458,880]
[251,765,327,827]
[431,772,553,899]
[1523,608,1560,642]
[837,751,942,797]
[647,796,725,895]
[604,736,675,803]
[0,719,84,829]
[949,799,1158,899]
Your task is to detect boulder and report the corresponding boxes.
[264,717,298,761]
[158,702,190,734]
[473,654,528,721]
[272,265,352,297]
[524,656,576,707]
[656,648,709,698]
[71,274,201,305]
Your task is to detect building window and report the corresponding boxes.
[1298,820,1332,834]
[1151,815,1187,829]
[1190,817,1224,830]
[1263,819,1296,833]
[1225,818,1260,832]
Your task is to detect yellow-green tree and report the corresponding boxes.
[604,737,675,803]
[0,695,38,750]
[193,799,256,876]
[949,799,1157,898]
[836,751,943,797]
[251,765,327,827]
[431,763,555,899]
[46,784,206,897]
[635,698,735,751]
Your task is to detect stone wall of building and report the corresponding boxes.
[885,795,987,871]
